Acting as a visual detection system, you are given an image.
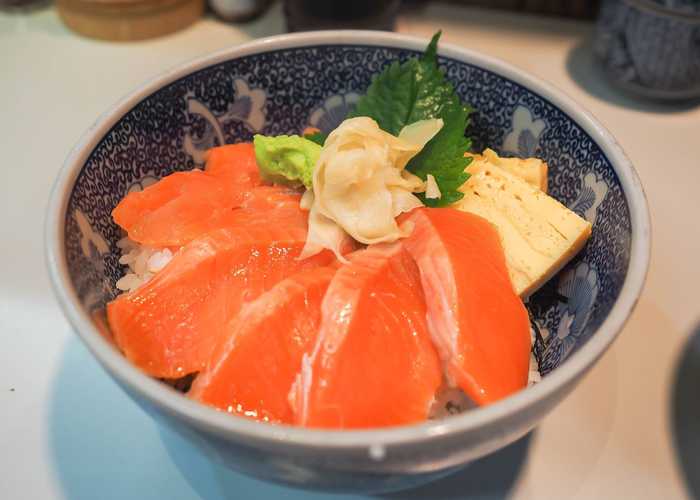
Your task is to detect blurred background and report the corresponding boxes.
[2,1,699,500]
[3,0,699,100]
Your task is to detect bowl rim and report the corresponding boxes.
[45,30,651,451]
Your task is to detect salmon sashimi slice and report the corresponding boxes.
[209,206,307,232]
[112,170,228,242]
[189,266,338,424]
[107,226,336,378]
[205,143,260,185]
[291,242,442,429]
[112,143,264,247]
[239,185,302,212]
[177,185,306,239]
[226,185,305,226]
[400,207,531,405]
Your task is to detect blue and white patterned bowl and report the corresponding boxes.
[595,0,700,99]
[45,31,651,494]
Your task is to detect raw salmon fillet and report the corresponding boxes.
[112,143,271,247]
[189,266,337,424]
[291,242,442,429]
[190,185,305,235]
[222,185,305,227]
[204,143,260,183]
[107,225,336,378]
[400,208,531,405]
[239,185,302,212]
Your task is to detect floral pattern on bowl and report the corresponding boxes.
[74,209,109,260]
[127,175,160,194]
[502,105,547,157]
[571,172,609,223]
[540,262,600,374]
[184,78,266,165]
[62,43,632,386]
[307,92,360,134]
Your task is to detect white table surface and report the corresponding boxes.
[2,2,699,499]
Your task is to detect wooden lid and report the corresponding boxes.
[57,0,204,41]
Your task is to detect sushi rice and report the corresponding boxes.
[115,237,173,292]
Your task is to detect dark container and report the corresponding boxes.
[284,0,401,31]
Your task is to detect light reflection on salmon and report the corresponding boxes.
[400,208,530,405]
[107,225,336,378]
[291,242,442,429]
[189,266,338,424]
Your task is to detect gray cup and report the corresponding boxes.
[595,0,700,99]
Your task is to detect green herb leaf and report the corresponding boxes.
[412,106,473,207]
[348,58,422,136]
[348,31,473,206]
[303,131,327,146]
[421,30,439,66]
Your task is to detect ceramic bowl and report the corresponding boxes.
[595,0,700,100]
[46,31,650,494]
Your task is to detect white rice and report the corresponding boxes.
[115,237,173,292]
